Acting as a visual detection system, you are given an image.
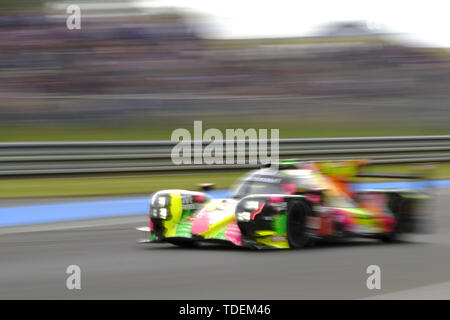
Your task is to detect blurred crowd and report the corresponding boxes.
[0,7,449,125]
[0,13,201,95]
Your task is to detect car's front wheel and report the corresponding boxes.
[286,199,313,249]
[166,238,199,248]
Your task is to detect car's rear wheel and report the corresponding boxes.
[380,193,407,243]
[286,200,312,249]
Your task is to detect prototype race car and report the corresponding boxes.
[137,159,429,249]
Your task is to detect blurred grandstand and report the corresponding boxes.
[0,0,449,134]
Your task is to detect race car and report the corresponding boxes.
[137,159,429,249]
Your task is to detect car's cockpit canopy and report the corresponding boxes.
[230,160,358,206]
[231,169,287,198]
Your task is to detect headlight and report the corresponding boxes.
[159,208,167,219]
[157,196,167,207]
[244,200,260,211]
[151,194,170,219]
[236,199,266,222]
[236,211,251,222]
[151,207,169,219]
[152,194,169,207]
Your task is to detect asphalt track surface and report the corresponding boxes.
[1,189,450,299]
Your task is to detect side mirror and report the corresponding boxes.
[198,183,215,192]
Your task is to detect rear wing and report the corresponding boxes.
[264,159,436,181]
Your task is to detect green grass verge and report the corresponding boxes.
[2,122,450,141]
[0,172,244,199]
[1,164,449,199]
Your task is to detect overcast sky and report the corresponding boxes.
[136,0,450,47]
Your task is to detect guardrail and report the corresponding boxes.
[1,136,450,176]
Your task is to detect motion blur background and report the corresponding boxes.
[2,0,450,300]
[2,0,450,141]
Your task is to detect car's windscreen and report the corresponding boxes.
[232,177,285,198]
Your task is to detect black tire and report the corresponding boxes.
[166,238,199,248]
[286,200,312,249]
[380,231,398,243]
[380,193,405,243]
